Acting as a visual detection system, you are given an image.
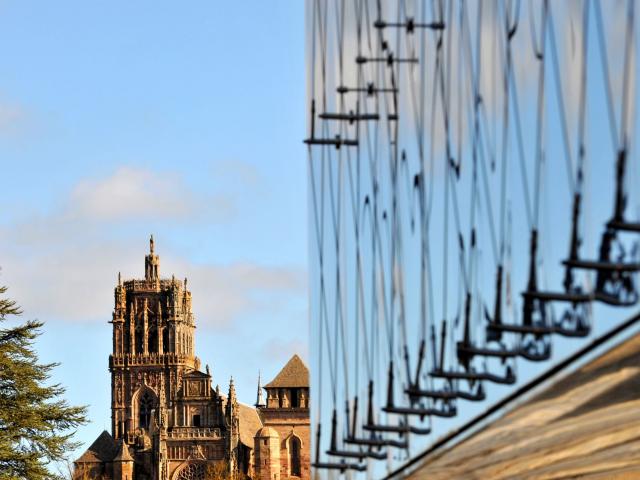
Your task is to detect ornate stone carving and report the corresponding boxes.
[116,376,123,406]
[188,381,203,397]
[191,445,206,460]
[93,240,311,480]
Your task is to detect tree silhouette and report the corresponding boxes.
[0,284,87,480]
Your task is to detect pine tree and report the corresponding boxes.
[0,284,87,480]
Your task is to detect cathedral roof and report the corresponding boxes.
[238,403,263,447]
[264,354,309,388]
[75,430,117,464]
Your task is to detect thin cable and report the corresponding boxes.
[547,2,576,194]
[593,0,620,150]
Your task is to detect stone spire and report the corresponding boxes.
[255,371,266,408]
[114,272,125,318]
[113,438,134,462]
[226,376,239,480]
[112,439,134,480]
[145,234,160,282]
[226,376,237,418]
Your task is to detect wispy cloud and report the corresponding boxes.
[67,166,234,222]
[0,240,305,328]
[0,100,31,138]
[260,337,309,365]
[156,258,306,329]
[0,166,306,329]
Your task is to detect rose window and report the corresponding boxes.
[176,463,205,480]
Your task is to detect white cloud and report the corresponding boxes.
[159,258,307,329]
[0,230,305,329]
[0,167,306,330]
[66,166,234,222]
[260,337,310,366]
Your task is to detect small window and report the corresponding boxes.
[264,439,267,446]
[192,414,201,427]
[290,389,300,408]
[290,436,302,476]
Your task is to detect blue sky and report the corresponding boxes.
[0,0,307,464]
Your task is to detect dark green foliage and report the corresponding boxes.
[0,284,87,480]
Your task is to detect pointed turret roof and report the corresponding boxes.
[225,376,237,419]
[255,371,266,407]
[228,376,236,402]
[113,439,134,462]
[264,354,309,388]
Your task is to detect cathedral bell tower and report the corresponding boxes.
[77,236,258,480]
[256,355,310,480]
[109,236,200,445]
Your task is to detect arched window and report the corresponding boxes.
[139,391,154,429]
[175,463,205,480]
[148,326,158,354]
[135,324,144,354]
[124,330,131,354]
[163,327,170,353]
[289,436,301,477]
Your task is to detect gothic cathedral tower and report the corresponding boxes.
[75,236,306,480]
[109,236,200,477]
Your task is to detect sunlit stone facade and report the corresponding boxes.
[74,237,309,480]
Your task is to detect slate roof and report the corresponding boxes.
[237,403,264,447]
[75,430,117,464]
[264,354,309,388]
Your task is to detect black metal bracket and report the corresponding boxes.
[374,18,446,33]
